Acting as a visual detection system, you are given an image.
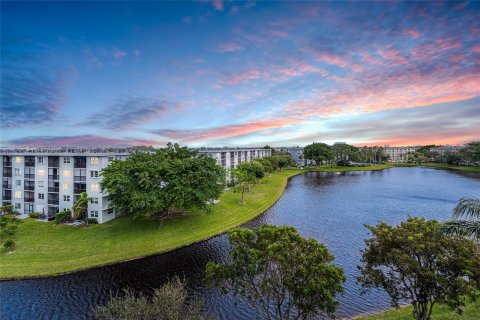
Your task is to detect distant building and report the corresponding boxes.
[383,145,463,162]
[429,145,463,155]
[196,147,272,170]
[275,147,315,166]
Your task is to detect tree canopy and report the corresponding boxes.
[332,143,361,165]
[100,143,226,220]
[303,142,333,166]
[358,217,480,320]
[206,225,345,319]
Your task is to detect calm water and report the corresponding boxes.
[1,167,479,320]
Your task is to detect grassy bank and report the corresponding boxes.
[357,301,480,320]
[1,165,390,279]
[392,162,480,173]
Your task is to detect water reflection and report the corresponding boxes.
[1,167,479,320]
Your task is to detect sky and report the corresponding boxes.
[1,1,479,148]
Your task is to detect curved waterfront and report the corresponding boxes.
[1,167,479,319]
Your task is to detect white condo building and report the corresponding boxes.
[383,146,421,162]
[1,146,271,223]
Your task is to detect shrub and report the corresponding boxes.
[4,239,15,251]
[0,204,13,214]
[87,218,98,224]
[55,210,72,224]
[29,212,41,219]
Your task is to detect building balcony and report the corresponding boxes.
[24,174,35,180]
[24,161,35,167]
[74,176,86,182]
[48,175,59,180]
[24,185,35,191]
[2,195,11,201]
[48,187,59,193]
[2,182,11,189]
[74,163,86,168]
[3,161,12,167]
[74,188,86,195]
[48,199,59,205]
[25,197,35,203]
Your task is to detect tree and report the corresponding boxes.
[206,225,345,319]
[0,215,21,251]
[230,168,256,205]
[254,158,274,176]
[237,161,265,182]
[274,154,291,171]
[440,197,480,240]
[101,143,226,220]
[94,277,208,320]
[332,143,360,166]
[303,142,333,167]
[73,192,89,227]
[358,217,480,320]
[460,141,480,165]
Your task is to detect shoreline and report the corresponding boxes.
[1,163,477,280]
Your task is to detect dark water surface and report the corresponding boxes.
[1,167,479,320]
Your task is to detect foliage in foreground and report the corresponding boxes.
[206,225,345,319]
[101,143,226,220]
[73,192,90,227]
[0,215,21,251]
[440,197,480,240]
[358,217,480,320]
[94,277,208,320]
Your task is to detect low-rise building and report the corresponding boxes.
[196,147,272,170]
[275,147,315,166]
[383,146,420,162]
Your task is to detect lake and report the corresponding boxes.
[1,167,479,319]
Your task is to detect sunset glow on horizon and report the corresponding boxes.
[1,1,479,148]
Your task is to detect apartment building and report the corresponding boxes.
[1,147,130,223]
[196,147,272,169]
[1,146,271,223]
[275,147,315,166]
[383,146,420,162]
[429,145,463,155]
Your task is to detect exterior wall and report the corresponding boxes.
[276,147,315,166]
[429,146,462,155]
[383,146,420,162]
[197,148,272,171]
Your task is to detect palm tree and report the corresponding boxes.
[440,197,480,240]
[73,192,90,227]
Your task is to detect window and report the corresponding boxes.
[38,181,44,187]
[15,180,21,186]
[63,170,71,177]
[38,193,45,200]
[90,157,99,165]
[63,195,70,202]
[63,183,70,190]
[90,197,99,204]
[15,156,21,164]
[90,184,99,191]
[63,157,70,163]
[15,203,21,210]
[90,170,99,178]
[38,157,44,164]
[108,157,114,162]
[90,210,98,218]
[14,168,21,175]
[38,169,45,177]
[107,208,114,214]
[14,191,21,199]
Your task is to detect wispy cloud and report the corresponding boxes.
[6,135,164,147]
[78,97,181,130]
[213,0,223,11]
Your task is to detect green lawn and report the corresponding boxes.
[1,165,392,279]
[357,301,480,320]
[392,162,480,173]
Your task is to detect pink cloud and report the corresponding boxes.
[213,0,224,11]
[271,29,288,38]
[472,45,480,53]
[112,49,127,59]
[227,69,264,85]
[154,117,302,143]
[378,48,408,64]
[218,42,244,53]
[315,53,349,68]
[402,29,421,39]
[277,68,300,77]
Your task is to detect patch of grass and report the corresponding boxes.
[0,165,390,279]
[392,162,480,173]
[356,301,480,320]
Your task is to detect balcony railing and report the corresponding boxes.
[48,187,59,193]
[25,197,35,203]
[48,175,59,180]
[3,161,12,167]
[24,174,35,180]
[48,199,59,205]
[24,185,34,191]
[25,161,35,167]
[3,195,12,201]
[2,182,11,189]
[3,169,12,177]
[74,163,86,168]
[74,176,86,182]
[74,188,86,194]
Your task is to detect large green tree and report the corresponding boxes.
[303,142,333,167]
[100,143,226,220]
[230,167,256,205]
[440,197,480,240]
[206,225,345,319]
[332,143,360,166]
[358,217,480,320]
[460,141,480,164]
[73,192,90,227]
[94,277,208,320]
